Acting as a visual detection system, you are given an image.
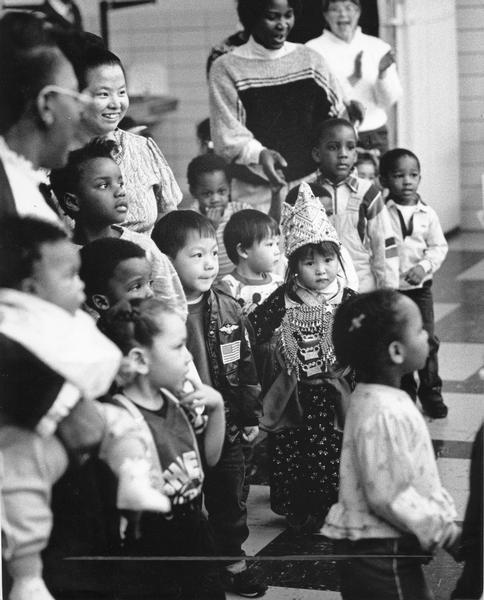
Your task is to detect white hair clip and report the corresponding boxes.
[349,313,365,332]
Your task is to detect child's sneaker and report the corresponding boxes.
[117,457,171,513]
[9,577,55,600]
[221,568,267,598]
[421,400,448,419]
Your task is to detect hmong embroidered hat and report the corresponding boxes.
[281,182,341,257]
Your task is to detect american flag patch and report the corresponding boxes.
[220,340,241,365]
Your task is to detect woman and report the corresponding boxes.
[208,0,346,209]
[0,12,88,221]
[62,34,182,234]
[306,0,402,154]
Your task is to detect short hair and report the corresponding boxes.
[237,0,302,33]
[99,297,178,355]
[312,117,356,148]
[50,137,118,217]
[285,241,343,285]
[322,0,360,12]
[151,210,216,259]
[223,209,279,265]
[54,31,123,90]
[332,289,407,378]
[196,118,211,144]
[186,153,230,189]
[0,12,69,133]
[79,238,146,299]
[379,148,421,179]
[0,215,67,288]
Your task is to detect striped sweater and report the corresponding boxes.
[209,38,345,183]
[301,172,399,291]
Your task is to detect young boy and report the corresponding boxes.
[152,210,267,598]
[222,209,283,314]
[356,151,379,183]
[187,152,252,277]
[49,138,186,316]
[0,217,170,600]
[301,117,399,292]
[380,148,449,419]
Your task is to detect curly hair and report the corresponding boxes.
[237,0,302,33]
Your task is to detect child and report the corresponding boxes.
[79,237,154,314]
[50,138,186,317]
[322,289,460,600]
[356,151,379,183]
[0,217,170,600]
[99,297,226,599]
[380,148,448,419]
[222,209,283,313]
[187,152,252,277]
[249,182,356,534]
[302,117,399,292]
[152,210,266,598]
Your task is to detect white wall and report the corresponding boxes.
[456,0,484,230]
[78,0,238,195]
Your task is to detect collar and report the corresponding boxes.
[229,270,271,286]
[317,169,359,193]
[0,136,49,186]
[386,195,429,212]
[324,26,362,47]
[233,35,298,60]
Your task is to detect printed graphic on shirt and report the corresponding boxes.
[161,450,203,504]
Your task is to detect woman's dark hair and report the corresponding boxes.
[186,153,230,189]
[332,289,407,379]
[285,241,342,286]
[379,148,421,179]
[0,215,67,288]
[50,137,118,217]
[54,31,124,90]
[0,12,69,132]
[223,209,279,265]
[100,298,178,355]
[237,0,302,33]
[151,210,216,260]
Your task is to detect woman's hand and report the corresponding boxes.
[259,148,287,189]
[378,49,395,78]
[348,50,363,86]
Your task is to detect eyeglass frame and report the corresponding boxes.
[39,84,92,106]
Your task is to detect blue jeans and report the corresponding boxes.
[400,282,443,406]
[336,536,434,600]
[203,435,250,560]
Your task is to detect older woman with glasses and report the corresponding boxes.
[307,0,402,154]
[0,12,88,222]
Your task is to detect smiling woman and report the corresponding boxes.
[209,0,346,209]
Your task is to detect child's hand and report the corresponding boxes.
[242,425,259,443]
[378,49,395,78]
[441,523,462,560]
[180,379,224,414]
[403,265,426,286]
[206,206,224,228]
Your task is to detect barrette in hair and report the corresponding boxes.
[349,313,365,332]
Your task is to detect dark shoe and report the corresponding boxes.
[422,400,448,419]
[221,569,267,598]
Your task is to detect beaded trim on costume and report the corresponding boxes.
[280,303,336,380]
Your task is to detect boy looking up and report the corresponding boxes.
[152,210,266,598]
[50,138,186,316]
[297,118,399,292]
[380,147,448,419]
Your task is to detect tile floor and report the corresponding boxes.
[230,232,484,600]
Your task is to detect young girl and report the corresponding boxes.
[99,297,226,600]
[249,182,355,533]
[322,289,460,600]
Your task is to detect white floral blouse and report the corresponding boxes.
[322,383,457,550]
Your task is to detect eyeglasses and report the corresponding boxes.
[326,2,360,15]
[39,85,92,106]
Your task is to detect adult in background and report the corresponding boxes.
[59,33,182,234]
[0,11,88,222]
[307,0,402,154]
[208,0,346,211]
